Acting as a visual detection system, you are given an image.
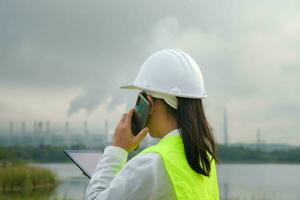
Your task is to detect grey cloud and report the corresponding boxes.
[1,0,300,143]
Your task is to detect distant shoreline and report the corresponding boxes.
[1,144,300,164]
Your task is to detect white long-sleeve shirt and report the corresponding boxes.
[86,129,179,200]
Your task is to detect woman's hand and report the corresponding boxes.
[112,108,149,152]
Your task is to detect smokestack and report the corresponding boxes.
[46,120,50,134]
[9,121,14,135]
[84,120,90,147]
[22,120,26,135]
[257,128,261,149]
[84,120,89,135]
[38,121,43,134]
[105,120,108,142]
[33,121,37,134]
[65,121,69,134]
[224,108,228,145]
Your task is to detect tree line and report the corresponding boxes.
[1,144,300,164]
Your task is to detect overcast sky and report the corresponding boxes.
[0,0,299,144]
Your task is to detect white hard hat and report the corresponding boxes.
[120,48,207,99]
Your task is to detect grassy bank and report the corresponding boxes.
[0,163,57,192]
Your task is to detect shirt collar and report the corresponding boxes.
[163,128,180,138]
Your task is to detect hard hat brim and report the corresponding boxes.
[119,83,208,99]
[119,83,138,90]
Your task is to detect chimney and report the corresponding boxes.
[22,120,26,135]
[224,108,229,145]
[65,121,69,134]
[105,120,109,142]
[38,121,43,134]
[9,121,14,135]
[257,128,261,149]
[84,120,89,135]
[46,120,50,134]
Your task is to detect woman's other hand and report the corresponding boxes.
[112,108,149,152]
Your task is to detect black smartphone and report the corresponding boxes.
[131,92,151,136]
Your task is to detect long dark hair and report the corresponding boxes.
[163,97,218,177]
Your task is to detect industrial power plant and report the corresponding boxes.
[0,120,111,148]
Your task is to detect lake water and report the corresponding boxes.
[33,163,300,200]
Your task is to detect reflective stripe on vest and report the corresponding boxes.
[139,134,219,200]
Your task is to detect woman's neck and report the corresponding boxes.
[157,119,177,138]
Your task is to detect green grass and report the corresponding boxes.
[0,163,57,193]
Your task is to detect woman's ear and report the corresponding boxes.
[146,95,154,114]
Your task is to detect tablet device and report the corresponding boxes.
[64,149,102,179]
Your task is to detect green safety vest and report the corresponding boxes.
[139,133,219,200]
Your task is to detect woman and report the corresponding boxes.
[86,48,219,200]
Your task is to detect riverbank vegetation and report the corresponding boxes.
[0,148,57,195]
[217,144,300,163]
[1,143,300,164]
[0,163,57,193]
